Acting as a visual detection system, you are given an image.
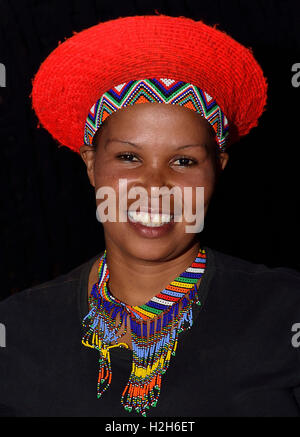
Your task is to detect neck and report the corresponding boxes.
[94,239,201,307]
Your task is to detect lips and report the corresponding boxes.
[125,207,176,239]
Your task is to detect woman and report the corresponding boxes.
[1,14,300,417]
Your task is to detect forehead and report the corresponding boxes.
[102,103,216,143]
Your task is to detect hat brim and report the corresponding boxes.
[31,14,267,153]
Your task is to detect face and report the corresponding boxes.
[80,103,229,262]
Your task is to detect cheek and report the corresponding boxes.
[93,155,121,189]
[180,165,216,197]
[177,170,216,218]
[93,153,136,189]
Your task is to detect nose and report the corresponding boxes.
[127,164,177,212]
[135,162,173,193]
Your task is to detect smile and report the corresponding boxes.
[127,210,174,227]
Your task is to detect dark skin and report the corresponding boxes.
[80,103,229,347]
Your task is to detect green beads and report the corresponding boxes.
[82,247,207,418]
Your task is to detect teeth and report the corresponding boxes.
[127,211,173,227]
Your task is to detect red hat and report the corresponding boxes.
[31,14,268,153]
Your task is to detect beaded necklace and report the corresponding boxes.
[82,247,207,416]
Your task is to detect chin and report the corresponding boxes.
[123,235,196,263]
[127,240,175,261]
[104,221,197,261]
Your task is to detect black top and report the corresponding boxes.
[1,246,300,417]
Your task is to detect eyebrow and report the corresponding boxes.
[176,144,206,150]
[105,139,142,149]
[105,138,206,150]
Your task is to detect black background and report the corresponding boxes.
[0,0,299,300]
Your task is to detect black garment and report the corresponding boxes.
[1,246,300,417]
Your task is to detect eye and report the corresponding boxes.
[116,152,139,162]
[172,156,197,167]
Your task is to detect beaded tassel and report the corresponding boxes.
[82,248,206,416]
[121,285,200,416]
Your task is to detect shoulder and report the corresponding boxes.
[208,245,300,283]
[0,252,102,324]
[206,245,300,318]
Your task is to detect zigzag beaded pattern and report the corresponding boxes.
[92,247,207,321]
[83,247,207,416]
[84,78,229,150]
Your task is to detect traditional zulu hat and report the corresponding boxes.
[31,14,267,153]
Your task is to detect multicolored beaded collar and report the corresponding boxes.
[82,247,207,417]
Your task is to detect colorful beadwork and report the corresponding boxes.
[82,247,207,416]
[84,78,229,151]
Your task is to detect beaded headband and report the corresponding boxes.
[84,78,229,151]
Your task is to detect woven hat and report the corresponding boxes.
[31,14,268,153]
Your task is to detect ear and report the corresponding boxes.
[79,145,96,187]
[219,152,229,171]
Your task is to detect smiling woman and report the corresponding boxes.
[1,14,300,418]
[80,103,228,270]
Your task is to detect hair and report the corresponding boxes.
[91,119,108,147]
[203,121,225,186]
